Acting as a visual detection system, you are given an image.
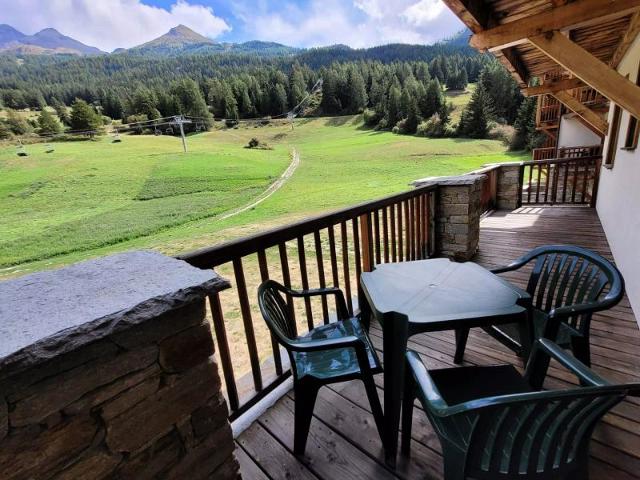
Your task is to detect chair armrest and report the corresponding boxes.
[490,257,531,274]
[549,301,613,320]
[288,335,363,353]
[529,338,609,387]
[284,286,350,319]
[406,351,452,417]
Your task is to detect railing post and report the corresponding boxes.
[359,213,374,272]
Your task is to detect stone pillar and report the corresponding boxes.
[413,174,484,261]
[0,251,239,479]
[496,163,522,210]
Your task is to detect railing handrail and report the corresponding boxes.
[179,184,438,268]
[495,154,602,169]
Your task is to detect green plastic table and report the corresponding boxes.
[360,258,531,466]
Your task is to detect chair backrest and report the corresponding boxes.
[523,245,624,331]
[258,280,297,344]
[461,387,628,478]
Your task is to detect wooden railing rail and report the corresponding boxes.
[532,146,557,161]
[557,144,603,158]
[179,184,437,420]
[518,155,601,207]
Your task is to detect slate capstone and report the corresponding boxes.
[0,250,229,375]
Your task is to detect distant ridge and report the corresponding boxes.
[0,24,103,55]
[126,24,298,57]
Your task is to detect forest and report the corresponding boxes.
[0,39,539,149]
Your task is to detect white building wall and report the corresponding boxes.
[596,34,640,320]
[557,114,601,148]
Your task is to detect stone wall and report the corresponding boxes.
[496,164,522,210]
[0,251,238,480]
[413,174,485,261]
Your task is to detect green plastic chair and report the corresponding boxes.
[258,279,384,455]
[402,338,640,479]
[455,245,624,366]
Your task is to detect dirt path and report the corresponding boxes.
[216,147,300,222]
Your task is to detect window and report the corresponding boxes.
[605,104,622,168]
[623,61,640,150]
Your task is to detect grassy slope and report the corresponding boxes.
[0,114,526,278]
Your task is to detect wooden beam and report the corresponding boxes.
[524,78,585,97]
[470,0,640,51]
[553,90,609,134]
[530,31,640,119]
[441,0,529,85]
[440,0,496,33]
[610,12,640,68]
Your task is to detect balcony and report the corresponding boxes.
[234,205,639,479]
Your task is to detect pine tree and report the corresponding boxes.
[50,98,70,125]
[170,79,213,128]
[458,83,492,138]
[422,79,443,118]
[386,86,402,127]
[511,97,540,150]
[347,68,368,113]
[37,109,62,135]
[69,98,102,132]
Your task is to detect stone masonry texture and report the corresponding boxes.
[0,251,239,479]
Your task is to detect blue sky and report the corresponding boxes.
[1,0,465,52]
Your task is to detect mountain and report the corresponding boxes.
[126,25,297,57]
[131,24,213,52]
[0,24,103,55]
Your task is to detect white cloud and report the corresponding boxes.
[1,0,231,52]
[233,0,463,48]
[401,0,446,26]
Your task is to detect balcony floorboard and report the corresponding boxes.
[236,206,639,479]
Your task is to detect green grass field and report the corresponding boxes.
[0,114,526,278]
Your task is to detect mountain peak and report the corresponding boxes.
[0,24,103,55]
[134,24,214,51]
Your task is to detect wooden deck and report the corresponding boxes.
[235,206,640,480]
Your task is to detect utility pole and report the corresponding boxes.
[173,115,192,153]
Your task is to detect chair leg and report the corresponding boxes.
[401,368,415,456]
[443,448,466,480]
[362,374,385,445]
[454,328,470,364]
[293,381,319,455]
[571,336,591,368]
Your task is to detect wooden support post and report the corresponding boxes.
[359,213,374,272]
[470,0,640,51]
[552,91,609,135]
[530,31,640,120]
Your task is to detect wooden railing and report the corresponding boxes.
[571,86,607,106]
[179,185,437,420]
[519,155,601,207]
[532,146,557,161]
[557,144,603,158]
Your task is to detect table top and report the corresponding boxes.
[361,258,530,328]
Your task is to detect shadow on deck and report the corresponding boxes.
[235,206,639,480]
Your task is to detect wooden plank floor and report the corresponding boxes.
[236,206,639,479]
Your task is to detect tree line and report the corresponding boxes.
[0,43,540,149]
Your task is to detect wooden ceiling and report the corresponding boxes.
[443,0,639,85]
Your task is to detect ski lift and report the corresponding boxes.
[154,127,162,136]
[16,142,28,157]
[195,123,203,132]
[45,143,55,153]
[112,132,122,143]
[165,126,174,135]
